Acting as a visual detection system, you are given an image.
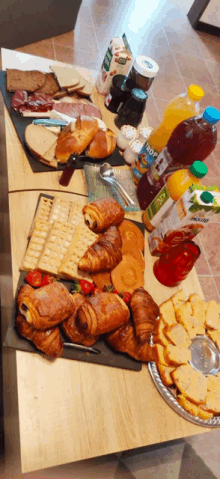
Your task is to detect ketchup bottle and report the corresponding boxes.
[59,154,78,187]
[153,240,201,287]
[137,106,220,210]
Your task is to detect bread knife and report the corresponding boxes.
[63,342,101,354]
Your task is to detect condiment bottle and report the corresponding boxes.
[132,84,204,184]
[142,161,208,231]
[128,56,159,92]
[116,125,137,150]
[115,88,148,129]
[105,75,136,113]
[123,139,143,165]
[153,240,201,287]
[135,106,220,208]
[59,154,78,186]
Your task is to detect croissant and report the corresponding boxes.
[78,292,130,335]
[83,198,124,232]
[61,293,100,346]
[16,315,63,358]
[107,321,156,362]
[17,283,74,330]
[130,288,159,344]
[78,226,122,273]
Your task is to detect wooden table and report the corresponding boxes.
[1,48,212,476]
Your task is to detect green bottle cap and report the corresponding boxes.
[200,191,214,204]
[189,161,208,178]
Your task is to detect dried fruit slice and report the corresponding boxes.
[121,243,145,270]
[111,255,144,294]
[118,220,145,252]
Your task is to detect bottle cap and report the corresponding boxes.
[133,56,159,79]
[189,161,208,178]
[200,191,214,204]
[203,106,220,125]
[187,84,204,102]
[132,88,148,101]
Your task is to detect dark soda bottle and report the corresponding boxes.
[137,106,220,210]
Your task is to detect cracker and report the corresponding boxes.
[68,202,84,226]
[58,221,98,281]
[48,197,71,224]
[28,196,53,238]
[38,221,77,275]
[21,220,51,271]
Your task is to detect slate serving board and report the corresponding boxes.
[0,70,125,173]
[4,194,145,371]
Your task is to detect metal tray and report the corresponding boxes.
[148,360,220,428]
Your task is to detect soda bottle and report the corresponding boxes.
[133,84,204,184]
[137,106,220,210]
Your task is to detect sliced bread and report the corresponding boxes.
[50,66,80,89]
[25,124,58,162]
[6,69,46,92]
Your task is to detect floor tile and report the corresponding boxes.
[152,76,185,102]
[114,461,136,478]
[53,31,74,49]
[194,237,211,276]
[179,442,217,479]
[154,99,169,121]
[164,16,203,59]
[55,44,101,70]
[74,21,99,57]
[121,442,185,479]
[200,224,220,275]
[54,44,74,64]
[185,430,220,478]
[198,276,220,302]
[77,4,92,25]
[204,153,220,179]
[174,52,214,86]
[205,60,220,86]
[145,97,161,129]
[213,276,220,297]
[197,31,220,63]
[16,39,55,60]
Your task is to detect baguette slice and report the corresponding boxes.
[6,68,46,92]
[25,124,58,163]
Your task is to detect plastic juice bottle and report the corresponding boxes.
[137,106,220,210]
[132,84,204,184]
[143,161,208,231]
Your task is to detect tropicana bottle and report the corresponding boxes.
[132,84,204,185]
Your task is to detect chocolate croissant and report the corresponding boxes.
[17,283,74,330]
[107,321,155,362]
[61,293,100,346]
[78,226,122,273]
[16,315,63,358]
[78,292,130,335]
[130,288,159,344]
[83,198,124,232]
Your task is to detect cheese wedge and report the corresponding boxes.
[50,66,80,88]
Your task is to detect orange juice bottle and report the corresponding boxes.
[143,161,208,231]
[133,84,204,184]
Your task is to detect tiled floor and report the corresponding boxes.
[2,0,220,477]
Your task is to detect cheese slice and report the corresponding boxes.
[50,66,80,88]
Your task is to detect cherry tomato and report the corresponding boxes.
[121,292,131,305]
[41,275,55,287]
[25,270,42,288]
[92,287,103,295]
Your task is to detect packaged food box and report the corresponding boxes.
[96,34,133,95]
[148,184,220,257]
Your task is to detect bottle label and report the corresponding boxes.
[145,186,174,228]
[105,92,112,107]
[138,141,159,167]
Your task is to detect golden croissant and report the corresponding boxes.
[16,315,63,358]
[83,197,124,232]
[78,226,122,273]
[78,292,130,335]
[61,293,100,346]
[17,282,74,330]
[107,321,156,362]
[130,288,159,344]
